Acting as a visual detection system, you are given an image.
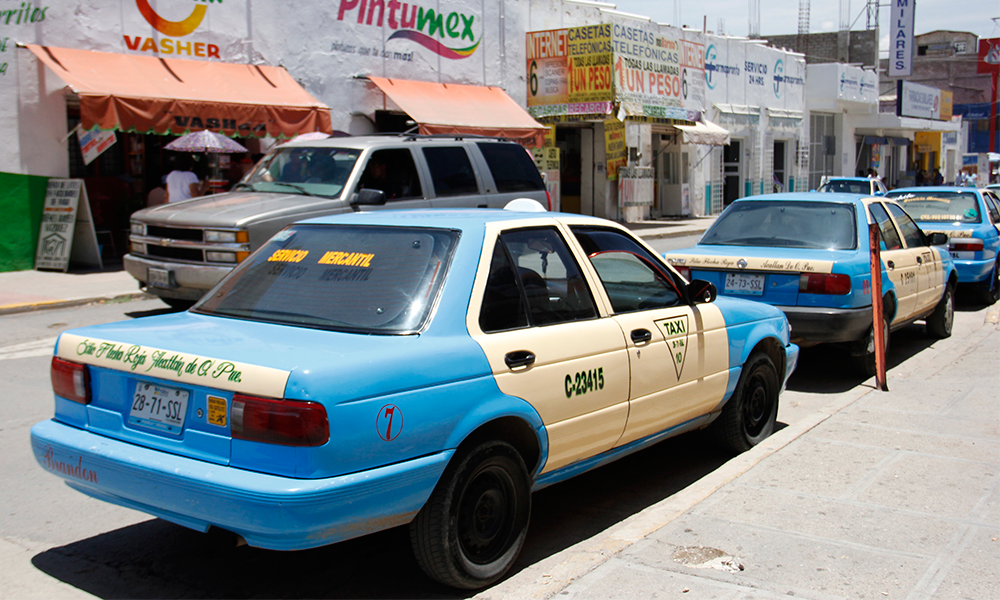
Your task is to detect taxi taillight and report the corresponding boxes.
[231,394,329,447]
[51,357,90,404]
[673,266,691,281]
[799,273,851,295]
[950,239,983,252]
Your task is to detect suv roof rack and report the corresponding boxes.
[363,132,515,143]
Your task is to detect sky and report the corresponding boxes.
[610,0,1000,52]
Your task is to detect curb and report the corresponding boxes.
[475,386,873,600]
[636,227,711,241]
[0,293,155,316]
[477,311,999,600]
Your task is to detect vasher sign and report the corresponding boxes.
[889,0,915,77]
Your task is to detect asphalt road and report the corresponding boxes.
[0,291,989,599]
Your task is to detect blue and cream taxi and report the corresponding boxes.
[32,205,797,590]
[665,193,957,376]
[884,186,1000,304]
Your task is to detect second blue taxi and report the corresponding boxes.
[665,193,957,376]
[32,205,797,590]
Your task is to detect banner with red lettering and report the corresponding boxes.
[611,18,703,120]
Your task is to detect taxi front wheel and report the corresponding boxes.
[410,440,531,590]
[713,352,778,453]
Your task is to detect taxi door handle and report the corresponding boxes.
[886,260,895,270]
[504,350,535,370]
[631,329,652,344]
[916,256,923,264]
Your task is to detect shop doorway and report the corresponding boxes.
[723,140,742,206]
[773,140,786,192]
[655,135,689,216]
[557,127,583,214]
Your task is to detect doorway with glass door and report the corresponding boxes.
[656,136,690,216]
[723,140,742,206]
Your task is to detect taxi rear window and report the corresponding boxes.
[886,191,982,224]
[194,224,459,334]
[701,201,858,250]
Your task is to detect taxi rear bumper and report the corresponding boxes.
[31,419,450,551]
[953,256,996,284]
[780,305,872,345]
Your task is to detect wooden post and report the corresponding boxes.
[869,223,888,391]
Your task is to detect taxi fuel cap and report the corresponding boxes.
[504,198,547,212]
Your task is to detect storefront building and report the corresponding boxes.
[698,36,806,214]
[524,1,807,221]
[1,0,546,272]
[806,63,960,189]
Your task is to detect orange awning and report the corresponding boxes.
[368,77,546,146]
[27,45,331,138]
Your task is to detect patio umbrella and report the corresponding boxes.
[165,130,248,153]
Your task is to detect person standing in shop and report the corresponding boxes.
[165,154,204,203]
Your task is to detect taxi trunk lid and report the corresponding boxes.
[51,311,488,476]
[669,245,860,307]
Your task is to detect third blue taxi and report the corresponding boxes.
[885,186,1000,304]
[665,193,957,376]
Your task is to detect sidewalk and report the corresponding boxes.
[0,217,715,315]
[479,306,1000,600]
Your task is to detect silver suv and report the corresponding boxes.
[126,134,549,308]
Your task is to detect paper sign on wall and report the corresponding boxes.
[78,128,117,165]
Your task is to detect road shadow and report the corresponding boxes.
[124,305,177,319]
[787,290,989,394]
[30,429,741,599]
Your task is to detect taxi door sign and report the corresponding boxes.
[655,315,689,379]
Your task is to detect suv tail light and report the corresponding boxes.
[231,394,329,447]
[799,273,851,295]
[51,357,90,404]
[950,239,983,252]
[545,189,552,211]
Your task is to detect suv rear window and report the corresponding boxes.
[477,143,545,193]
[194,224,459,334]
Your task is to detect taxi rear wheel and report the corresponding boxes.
[851,317,889,378]
[410,440,531,590]
[926,284,954,339]
[713,352,778,453]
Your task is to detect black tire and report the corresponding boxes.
[712,352,779,453]
[410,440,531,590]
[926,284,954,339]
[160,297,195,311]
[978,260,999,306]
[850,316,890,378]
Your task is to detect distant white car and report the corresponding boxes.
[817,176,887,196]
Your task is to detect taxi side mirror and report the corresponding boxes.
[926,232,948,246]
[351,189,387,206]
[687,279,717,305]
